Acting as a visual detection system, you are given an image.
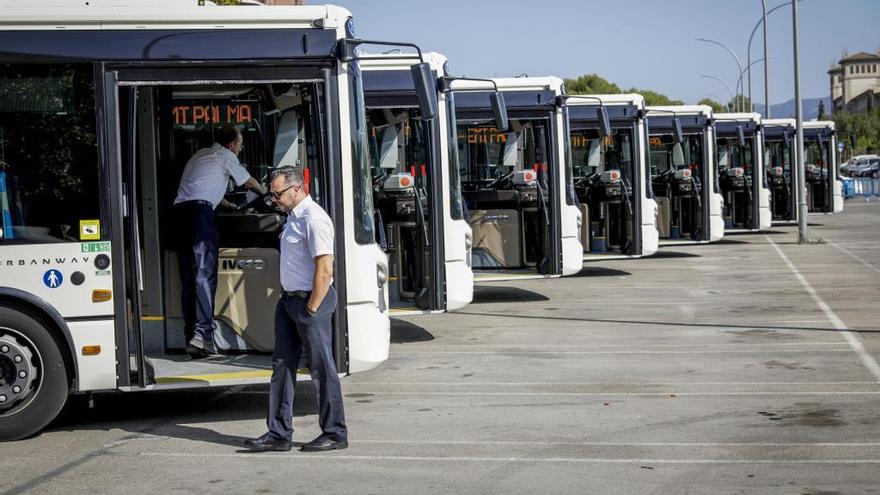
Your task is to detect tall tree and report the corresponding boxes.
[697,98,726,113]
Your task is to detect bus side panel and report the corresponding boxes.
[556,112,583,275]
[756,133,772,230]
[0,244,114,318]
[67,320,117,390]
[637,121,658,256]
[710,193,726,241]
[445,220,473,311]
[831,140,844,213]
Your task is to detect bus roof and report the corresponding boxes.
[360,52,448,73]
[449,76,563,94]
[714,112,762,124]
[763,118,796,128]
[567,93,645,108]
[646,104,712,117]
[0,2,352,31]
[804,120,835,131]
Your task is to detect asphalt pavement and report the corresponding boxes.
[2,200,879,495]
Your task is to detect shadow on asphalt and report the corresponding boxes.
[472,286,550,304]
[454,311,880,334]
[649,251,701,259]
[569,267,631,278]
[390,319,435,343]
[43,383,319,447]
[714,238,751,245]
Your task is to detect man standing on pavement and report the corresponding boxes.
[173,125,265,357]
[244,166,348,453]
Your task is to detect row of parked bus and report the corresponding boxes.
[0,2,844,440]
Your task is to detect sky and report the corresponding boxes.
[332,0,880,106]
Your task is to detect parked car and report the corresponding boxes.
[856,158,880,178]
[842,154,879,176]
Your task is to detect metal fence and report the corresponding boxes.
[842,177,880,200]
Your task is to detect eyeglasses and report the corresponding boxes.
[269,183,298,200]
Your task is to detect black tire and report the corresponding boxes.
[0,306,70,441]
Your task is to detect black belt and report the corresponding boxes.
[176,199,213,208]
[284,290,311,298]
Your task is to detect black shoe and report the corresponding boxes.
[244,432,292,452]
[300,435,348,452]
[188,333,220,357]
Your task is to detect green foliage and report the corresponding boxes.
[563,73,682,106]
[697,98,727,113]
[832,109,880,157]
[629,88,683,106]
[726,95,753,113]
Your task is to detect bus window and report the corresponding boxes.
[0,64,100,244]
[348,61,376,245]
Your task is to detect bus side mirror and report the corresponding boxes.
[490,91,509,131]
[672,117,684,144]
[596,106,612,138]
[783,130,792,150]
[411,62,439,121]
[737,125,746,147]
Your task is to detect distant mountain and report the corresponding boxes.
[753,96,831,120]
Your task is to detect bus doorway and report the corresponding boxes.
[566,94,658,260]
[118,76,336,385]
[714,113,771,232]
[647,106,725,244]
[451,77,582,282]
[803,121,843,214]
[762,119,798,224]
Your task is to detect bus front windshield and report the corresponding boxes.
[649,133,703,180]
[569,127,634,184]
[804,138,830,177]
[367,108,429,181]
[457,119,549,190]
[717,137,755,178]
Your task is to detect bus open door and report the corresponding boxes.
[451,77,582,282]
[647,105,725,244]
[714,113,771,232]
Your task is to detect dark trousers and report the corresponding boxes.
[267,287,347,442]
[175,201,219,343]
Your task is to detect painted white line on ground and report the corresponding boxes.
[349,440,880,447]
[135,452,880,464]
[346,381,878,386]
[392,349,856,355]
[344,391,880,396]
[829,242,880,273]
[766,235,880,383]
[395,342,848,349]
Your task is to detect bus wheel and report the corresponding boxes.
[0,307,69,441]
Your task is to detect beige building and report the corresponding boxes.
[828,51,880,114]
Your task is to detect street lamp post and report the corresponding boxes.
[747,0,804,116]
[737,59,765,112]
[697,38,745,112]
[700,75,735,110]
[792,0,808,242]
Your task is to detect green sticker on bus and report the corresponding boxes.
[81,242,111,253]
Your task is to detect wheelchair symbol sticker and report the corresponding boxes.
[44,269,63,288]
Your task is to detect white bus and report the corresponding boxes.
[452,77,583,281]
[714,113,772,232]
[803,121,844,215]
[361,52,475,314]
[647,105,725,244]
[566,94,659,259]
[0,3,437,441]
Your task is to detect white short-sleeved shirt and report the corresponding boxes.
[280,195,335,291]
[173,143,252,208]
